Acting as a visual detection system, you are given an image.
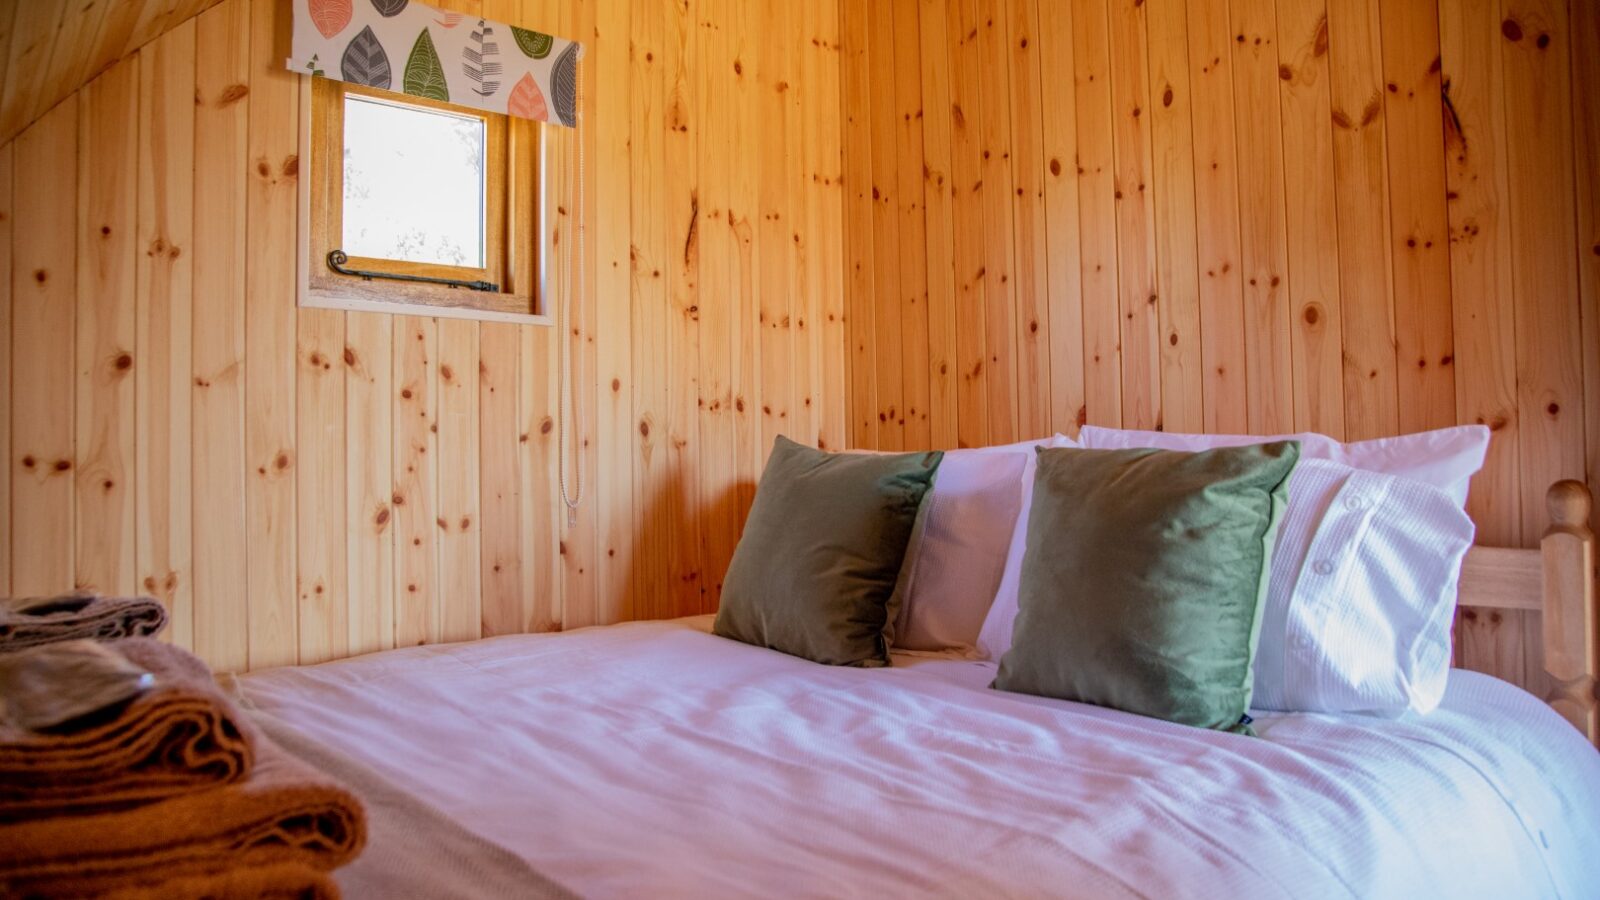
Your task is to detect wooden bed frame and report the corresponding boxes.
[1457,480,1597,748]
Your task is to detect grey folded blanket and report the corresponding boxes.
[0,593,168,652]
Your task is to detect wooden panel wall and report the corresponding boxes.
[842,0,1599,688]
[2,0,848,671]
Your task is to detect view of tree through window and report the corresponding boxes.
[342,95,488,268]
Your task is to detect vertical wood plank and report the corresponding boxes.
[1186,0,1250,434]
[1380,0,1456,434]
[1074,0,1122,427]
[758,0,795,461]
[190,0,248,671]
[75,57,138,595]
[664,0,705,614]
[947,0,990,447]
[10,98,76,595]
[894,0,932,449]
[840,0,878,448]
[1574,0,1600,550]
[919,0,960,449]
[1502,0,1585,687]
[630,0,668,620]
[811,0,849,454]
[436,319,481,642]
[345,312,393,654]
[136,23,196,647]
[1276,0,1346,438]
[975,0,1018,444]
[695,0,741,605]
[478,322,522,635]
[1443,0,1524,682]
[393,316,437,647]
[295,306,346,663]
[1230,0,1294,434]
[1038,0,1085,437]
[0,142,10,594]
[866,0,905,449]
[0,3,66,141]
[244,0,298,669]
[1007,0,1051,440]
[1145,0,1204,436]
[1326,0,1399,440]
[1107,0,1161,432]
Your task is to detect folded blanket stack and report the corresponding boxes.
[0,592,168,652]
[0,620,367,899]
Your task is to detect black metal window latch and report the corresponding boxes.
[327,250,498,292]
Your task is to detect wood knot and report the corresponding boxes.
[114,352,133,371]
[1501,18,1522,41]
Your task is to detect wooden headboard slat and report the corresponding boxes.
[1539,481,1597,746]
[1457,547,1543,612]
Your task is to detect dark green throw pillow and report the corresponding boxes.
[713,436,943,667]
[994,442,1299,733]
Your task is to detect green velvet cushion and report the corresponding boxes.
[994,442,1299,733]
[713,436,944,667]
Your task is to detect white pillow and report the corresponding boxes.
[1253,459,1475,715]
[973,435,1079,662]
[1078,424,1490,508]
[895,437,1073,654]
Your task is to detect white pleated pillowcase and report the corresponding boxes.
[1078,424,1489,508]
[1078,425,1487,715]
[896,436,1078,655]
[974,435,1079,663]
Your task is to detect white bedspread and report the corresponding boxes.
[237,617,1600,899]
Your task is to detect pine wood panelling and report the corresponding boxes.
[76,58,139,596]
[1380,0,1456,435]
[1074,0,1123,428]
[866,0,905,450]
[1144,0,1203,437]
[136,23,196,646]
[0,0,849,669]
[894,0,931,449]
[189,0,249,672]
[1276,0,1346,439]
[243,0,299,669]
[1230,0,1294,434]
[1327,0,1399,441]
[663,0,705,614]
[1006,0,1050,440]
[842,0,1599,687]
[393,317,437,648]
[1186,0,1249,434]
[0,143,11,595]
[0,0,230,146]
[436,319,481,644]
[1441,0,1523,679]
[947,0,990,448]
[1037,0,1085,436]
[1107,0,1160,432]
[974,0,1017,444]
[919,0,960,450]
[10,98,76,595]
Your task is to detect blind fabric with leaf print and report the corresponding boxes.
[288,0,583,127]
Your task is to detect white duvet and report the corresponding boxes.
[237,617,1600,899]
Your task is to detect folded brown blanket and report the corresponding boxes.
[99,861,339,900]
[0,638,256,819]
[0,728,366,897]
[0,592,167,651]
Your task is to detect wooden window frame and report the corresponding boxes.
[298,77,551,326]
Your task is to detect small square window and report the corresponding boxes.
[301,79,551,324]
[342,95,488,268]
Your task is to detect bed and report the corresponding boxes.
[234,481,1600,899]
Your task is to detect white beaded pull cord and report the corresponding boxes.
[559,59,585,528]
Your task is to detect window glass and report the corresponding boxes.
[342,95,487,268]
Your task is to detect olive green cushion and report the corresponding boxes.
[994,442,1299,733]
[713,437,944,667]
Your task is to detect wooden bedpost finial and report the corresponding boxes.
[1547,480,1593,533]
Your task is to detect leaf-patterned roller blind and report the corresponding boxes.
[289,0,582,127]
